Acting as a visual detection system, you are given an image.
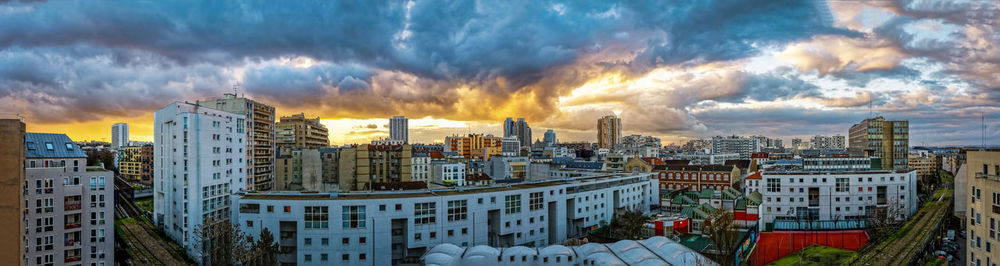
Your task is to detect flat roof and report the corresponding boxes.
[240,173,650,201]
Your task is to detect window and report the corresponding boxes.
[447,200,467,221]
[343,237,349,244]
[343,206,366,228]
[766,178,781,192]
[835,178,849,192]
[415,202,436,225]
[529,192,544,211]
[321,238,329,246]
[359,237,366,244]
[505,194,522,214]
[305,206,329,229]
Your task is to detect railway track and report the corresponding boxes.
[855,190,951,265]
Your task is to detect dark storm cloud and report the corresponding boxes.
[627,0,858,67]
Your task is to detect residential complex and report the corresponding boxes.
[751,170,918,230]
[198,93,276,191]
[652,164,740,191]
[810,135,846,150]
[848,117,909,170]
[0,118,24,266]
[232,172,657,266]
[118,145,154,184]
[710,135,761,159]
[501,136,520,156]
[908,153,940,181]
[337,144,412,191]
[25,133,114,266]
[153,102,247,263]
[275,113,329,149]
[444,134,502,160]
[111,122,129,150]
[596,115,621,149]
[390,116,408,143]
[965,151,1000,266]
[503,118,532,148]
[543,129,556,146]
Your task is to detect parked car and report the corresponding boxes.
[948,230,956,239]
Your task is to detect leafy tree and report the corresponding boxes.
[193,219,251,265]
[610,210,649,240]
[704,209,741,266]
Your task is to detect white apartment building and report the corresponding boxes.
[432,162,466,186]
[25,133,114,266]
[501,136,520,157]
[111,123,129,150]
[153,101,247,263]
[711,135,760,159]
[232,173,657,266]
[751,170,918,231]
[412,153,431,183]
[802,157,874,171]
[673,153,740,165]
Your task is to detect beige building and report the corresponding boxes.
[118,146,143,182]
[0,118,25,266]
[597,115,622,149]
[198,93,276,191]
[966,151,1000,265]
[275,113,328,149]
[908,153,939,181]
[338,144,412,191]
[848,116,909,170]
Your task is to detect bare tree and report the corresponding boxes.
[704,209,741,266]
[193,219,252,265]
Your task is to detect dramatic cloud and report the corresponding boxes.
[0,0,996,145]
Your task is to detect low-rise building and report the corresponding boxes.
[672,153,740,165]
[750,170,918,232]
[802,157,876,171]
[908,153,939,181]
[412,153,432,183]
[432,162,466,186]
[233,173,658,266]
[653,165,740,191]
[488,156,530,181]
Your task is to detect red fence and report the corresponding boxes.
[752,230,869,265]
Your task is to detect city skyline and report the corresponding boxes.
[4,1,999,146]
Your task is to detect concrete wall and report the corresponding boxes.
[0,119,24,266]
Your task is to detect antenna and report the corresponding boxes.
[233,83,241,97]
[983,107,986,151]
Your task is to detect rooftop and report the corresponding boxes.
[26,133,87,158]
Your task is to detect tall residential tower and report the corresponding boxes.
[198,93,276,191]
[154,102,247,263]
[111,123,129,149]
[276,113,329,148]
[597,115,621,149]
[390,116,408,143]
[848,117,909,170]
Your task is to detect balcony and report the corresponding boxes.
[976,172,1000,180]
[64,256,81,263]
[65,223,81,230]
[64,239,80,247]
[64,202,81,211]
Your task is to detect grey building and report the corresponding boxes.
[25,133,114,266]
[111,123,129,150]
[390,116,408,143]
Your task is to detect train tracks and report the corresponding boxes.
[854,189,952,265]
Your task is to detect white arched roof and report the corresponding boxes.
[465,245,500,259]
[539,245,575,257]
[574,242,612,256]
[428,243,465,257]
[501,246,538,257]
[423,253,457,266]
[585,253,627,266]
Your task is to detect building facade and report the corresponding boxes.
[118,146,143,183]
[848,117,909,170]
[501,137,521,157]
[810,135,846,149]
[412,153,431,183]
[0,118,24,266]
[111,123,129,150]
[488,156,530,180]
[596,115,621,149]
[431,162,466,186]
[25,133,114,266]
[444,134,502,159]
[653,165,739,191]
[801,157,876,172]
[198,93,276,191]
[276,113,329,149]
[543,130,556,146]
[710,135,761,159]
[504,118,532,148]
[390,116,409,143]
[232,173,657,266]
[672,153,740,165]
[752,170,918,231]
[337,144,413,191]
[908,153,939,181]
[153,102,247,263]
[966,151,1000,266]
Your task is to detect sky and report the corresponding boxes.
[2,0,998,146]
